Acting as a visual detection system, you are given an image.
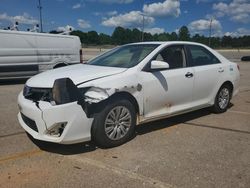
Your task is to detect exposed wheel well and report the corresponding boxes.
[86,91,140,118]
[107,92,140,114]
[221,81,234,93]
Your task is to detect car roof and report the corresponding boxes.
[128,41,207,46]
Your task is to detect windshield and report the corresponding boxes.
[87,44,159,68]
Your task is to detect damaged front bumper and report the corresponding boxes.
[17,93,93,144]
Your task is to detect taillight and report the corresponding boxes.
[237,64,240,71]
[80,49,84,64]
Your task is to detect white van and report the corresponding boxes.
[0,30,82,79]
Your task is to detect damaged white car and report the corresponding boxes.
[18,42,240,147]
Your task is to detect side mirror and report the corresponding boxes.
[150,60,169,70]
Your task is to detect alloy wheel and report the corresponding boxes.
[104,106,132,141]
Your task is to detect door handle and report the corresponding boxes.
[218,69,224,73]
[218,67,224,73]
[185,72,193,78]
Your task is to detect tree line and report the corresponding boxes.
[50,26,250,48]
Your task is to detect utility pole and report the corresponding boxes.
[141,0,145,42]
[38,0,43,32]
[209,18,213,46]
[141,13,145,42]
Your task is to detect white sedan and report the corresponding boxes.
[18,42,240,147]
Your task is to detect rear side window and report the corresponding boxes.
[154,45,185,69]
[188,45,220,66]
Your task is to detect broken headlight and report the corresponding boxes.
[23,85,52,102]
[52,78,84,105]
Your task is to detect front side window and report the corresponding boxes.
[154,45,185,69]
[188,45,220,66]
[87,44,159,68]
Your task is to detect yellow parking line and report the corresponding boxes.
[0,149,43,164]
[0,131,25,139]
[68,156,176,188]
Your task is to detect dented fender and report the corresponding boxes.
[80,82,143,117]
[84,83,142,104]
[84,87,110,103]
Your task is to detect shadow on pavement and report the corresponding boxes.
[27,133,98,155]
[136,108,212,135]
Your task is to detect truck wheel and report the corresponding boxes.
[212,84,232,113]
[53,63,67,69]
[91,99,136,148]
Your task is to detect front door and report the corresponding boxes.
[140,45,194,120]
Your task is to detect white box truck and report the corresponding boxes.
[0,30,82,79]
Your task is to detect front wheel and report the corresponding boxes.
[212,84,232,113]
[91,99,136,148]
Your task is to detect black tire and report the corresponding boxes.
[53,63,67,69]
[91,99,136,148]
[212,84,232,113]
[241,56,250,61]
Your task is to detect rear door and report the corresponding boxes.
[185,45,225,107]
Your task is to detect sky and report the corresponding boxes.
[0,0,250,37]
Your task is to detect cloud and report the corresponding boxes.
[143,0,180,17]
[72,3,81,9]
[213,0,250,23]
[77,19,91,29]
[57,25,74,32]
[144,27,165,35]
[107,11,118,16]
[102,11,154,28]
[234,27,250,35]
[0,13,9,20]
[188,19,222,34]
[225,28,250,37]
[93,11,117,17]
[0,12,38,25]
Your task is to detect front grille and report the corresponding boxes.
[23,85,52,102]
[21,113,38,132]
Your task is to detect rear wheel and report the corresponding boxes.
[212,84,232,113]
[91,99,136,148]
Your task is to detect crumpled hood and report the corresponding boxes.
[26,64,127,88]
